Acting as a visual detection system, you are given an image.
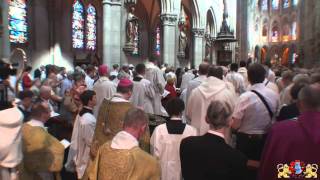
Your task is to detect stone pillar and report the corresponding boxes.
[192,28,205,68]
[103,0,122,66]
[1,0,10,59]
[161,14,177,67]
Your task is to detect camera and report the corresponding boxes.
[0,61,17,110]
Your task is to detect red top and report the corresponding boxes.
[22,73,32,89]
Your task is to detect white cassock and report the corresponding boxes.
[180,71,195,92]
[186,76,236,135]
[130,76,155,114]
[150,121,197,180]
[0,108,23,180]
[93,77,116,118]
[65,109,96,179]
[238,67,249,88]
[185,75,207,106]
[145,62,167,116]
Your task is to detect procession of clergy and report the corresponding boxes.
[1,57,320,180]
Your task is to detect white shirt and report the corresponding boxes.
[233,83,279,134]
[208,130,225,139]
[85,75,94,90]
[111,131,138,150]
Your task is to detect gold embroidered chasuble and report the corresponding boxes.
[19,124,64,180]
[90,99,150,158]
[88,142,160,180]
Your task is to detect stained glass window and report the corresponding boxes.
[86,4,96,51]
[155,27,161,56]
[292,21,297,40]
[272,0,279,9]
[72,0,85,49]
[261,0,268,11]
[272,26,279,42]
[132,23,139,55]
[8,0,28,43]
[283,0,290,8]
[292,0,298,6]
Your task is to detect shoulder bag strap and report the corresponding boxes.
[251,90,274,119]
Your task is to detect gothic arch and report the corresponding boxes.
[190,0,201,29]
[206,8,217,37]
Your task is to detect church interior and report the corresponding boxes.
[1,1,320,180]
[1,0,320,69]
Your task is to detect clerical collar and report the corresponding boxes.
[27,119,45,129]
[208,130,225,139]
[170,117,182,121]
[133,75,144,82]
[166,120,186,134]
[111,131,139,150]
[111,94,129,102]
[79,106,93,116]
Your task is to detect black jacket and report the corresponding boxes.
[180,133,248,180]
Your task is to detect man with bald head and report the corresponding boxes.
[259,85,320,180]
[39,85,56,114]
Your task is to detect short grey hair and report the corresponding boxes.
[298,85,320,109]
[206,100,233,130]
[123,108,148,129]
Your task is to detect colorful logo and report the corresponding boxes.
[277,160,318,179]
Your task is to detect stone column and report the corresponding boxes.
[1,0,10,59]
[192,28,205,68]
[103,0,122,66]
[161,14,177,67]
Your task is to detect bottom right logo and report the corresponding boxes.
[277,160,318,179]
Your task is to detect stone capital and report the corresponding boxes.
[192,28,205,37]
[103,0,122,6]
[160,14,178,26]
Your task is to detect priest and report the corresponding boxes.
[259,85,320,180]
[90,78,150,159]
[145,59,167,116]
[20,101,65,180]
[88,108,160,180]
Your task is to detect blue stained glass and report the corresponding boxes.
[8,0,28,43]
[9,19,27,32]
[272,0,279,9]
[261,0,268,11]
[155,27,161,56]
[86,4,97,50]
[283,0,290,8]
[72,0,85,49]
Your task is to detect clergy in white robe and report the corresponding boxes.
[225,63,246,96]
[180,70,195,92]
[130,64,155,114]
[186,67,236,136]
[151,98,197,180]
[0,108,23,180]
[65,90,97,179]
[145,60,167,116]
[238,61,249,88]
[92,65,116,118]
[185,63,209,105]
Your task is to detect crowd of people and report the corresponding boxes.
[1,57,320,180]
